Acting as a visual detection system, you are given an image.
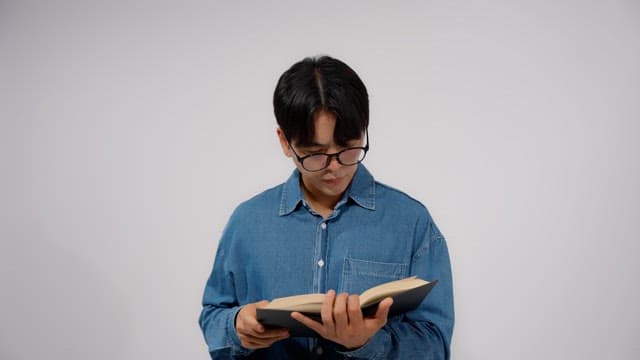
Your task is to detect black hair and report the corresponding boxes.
[273,55,369,147]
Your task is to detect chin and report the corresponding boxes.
[304,171,356,198]
[320,182,350,197]
[322,187,346,197]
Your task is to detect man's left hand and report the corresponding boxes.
[291,290,393,349]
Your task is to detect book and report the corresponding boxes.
[256,276,438,337]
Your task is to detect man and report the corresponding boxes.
[199,55,454,359]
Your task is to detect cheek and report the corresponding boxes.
[343,166,358,180]
[308,173,325,185]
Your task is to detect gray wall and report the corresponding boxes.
[1,1,638,359]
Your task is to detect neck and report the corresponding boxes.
[300,184,342,219]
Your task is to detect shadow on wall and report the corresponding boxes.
[0,222,130,360]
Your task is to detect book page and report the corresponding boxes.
[359,276,427,307]
[264,276,429,311]
[266,293,326,312]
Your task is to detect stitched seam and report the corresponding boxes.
[343,271,405,278]
[348,258,406,267]
[279,183,287,215]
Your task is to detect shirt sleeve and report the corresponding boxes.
[198,216,254,359]
[337,216,455,359]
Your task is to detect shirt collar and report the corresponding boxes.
[279,164,376,216]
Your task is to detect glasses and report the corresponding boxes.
[288,131,369,172]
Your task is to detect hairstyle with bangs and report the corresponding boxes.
[273,55,369,147]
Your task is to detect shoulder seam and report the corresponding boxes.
[374,181,428,209]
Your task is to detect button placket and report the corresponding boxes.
[318,222,327,268]
[315,219,331,293]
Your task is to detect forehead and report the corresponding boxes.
[311,111,337,143]
[291,110,335,148]
[290,109,364,148]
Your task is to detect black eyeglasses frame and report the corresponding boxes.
[287,131,370,172]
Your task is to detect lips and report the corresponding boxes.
[322,177,343,186]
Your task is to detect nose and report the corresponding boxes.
[326,154,342,171]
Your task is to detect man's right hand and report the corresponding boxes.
[235,300,290,349]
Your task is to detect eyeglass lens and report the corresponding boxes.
[303,148,366,171]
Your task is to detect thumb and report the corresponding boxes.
[374,297,393,323]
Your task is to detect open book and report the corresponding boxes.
[256,276,438,337]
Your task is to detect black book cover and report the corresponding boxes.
[256,280,438,337]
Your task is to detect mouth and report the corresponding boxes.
[322,177,343,187]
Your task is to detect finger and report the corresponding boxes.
[255,300,270,308]
[291,311,325,335]
[243,336,282,350]
[241,335,267,348]
[238,302,269,336]
[373,297,393,326]
[242,328,290,341]
[250,300,271,333]
[239,327,290,349]
[240,315,265,336]
[347,294,363,326]
[244,341,265,350]
[320,290,336,331]
[333,292,349,331]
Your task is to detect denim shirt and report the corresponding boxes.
[199,165,454,359]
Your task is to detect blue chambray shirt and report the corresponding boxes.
[199,165,454,359]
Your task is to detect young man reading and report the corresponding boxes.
[199,56,454,359]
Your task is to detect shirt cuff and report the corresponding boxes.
[226,306,253,356]
[337,328,389,359]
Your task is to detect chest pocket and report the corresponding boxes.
[339,257,409,295]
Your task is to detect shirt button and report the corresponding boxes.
[315,346,324,355]
[320,223,327,230]
[317,259,325,267]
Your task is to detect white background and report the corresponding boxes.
[1,1,639,359]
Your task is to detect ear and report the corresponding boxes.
[276,128,292,158]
